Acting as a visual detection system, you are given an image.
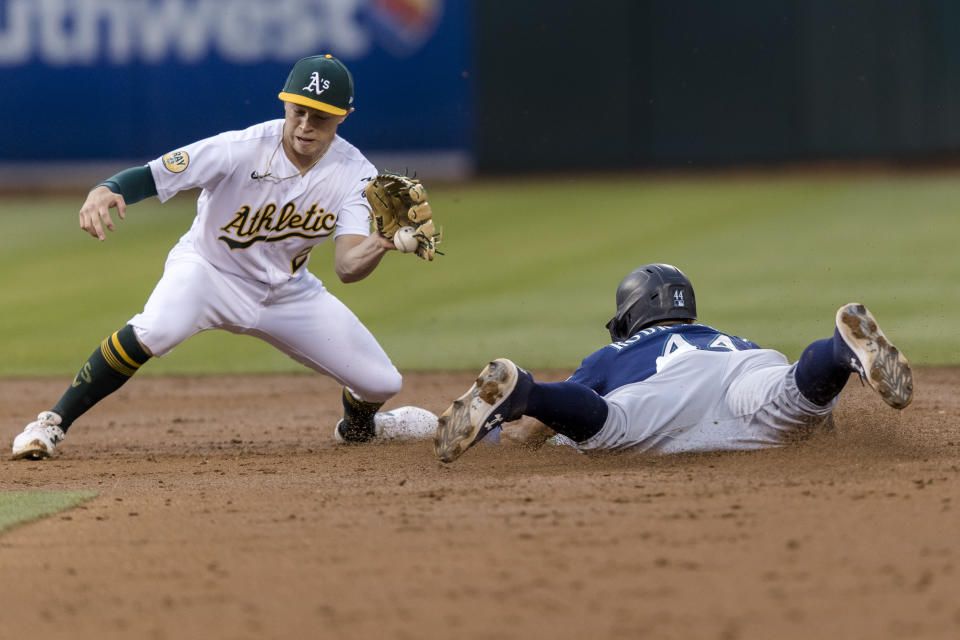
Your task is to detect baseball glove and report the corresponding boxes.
[365,173,441,261]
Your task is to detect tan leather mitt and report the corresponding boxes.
[364,173,441,261]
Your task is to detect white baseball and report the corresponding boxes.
[393,226,419,253]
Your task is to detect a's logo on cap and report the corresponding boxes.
[302,71,331,96]
[162,150,189,173]
[280,54,352,115]
[673,289,685,307]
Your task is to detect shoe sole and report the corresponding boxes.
[836,303,913,409]
[11,441,53,460]
[434,359,518,463]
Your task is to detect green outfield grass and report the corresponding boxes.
[0,491,98,532]
[1,171,957,376]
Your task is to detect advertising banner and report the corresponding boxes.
[0,0,471,176]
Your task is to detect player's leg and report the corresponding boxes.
[524,382,609,441]
[570,349,832,455]
[723,350,836,449]
[794,303,912,408]
[249,274,402,442]
[434,358,608,462]
[11,326,151,460]
[54,326,153,424]
[338,386,389,442]
[13,244,247,459]
[792,337,850,405]
[725,304,912,453]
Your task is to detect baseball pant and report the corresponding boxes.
[128,237,402,402]
[577,349,836,454]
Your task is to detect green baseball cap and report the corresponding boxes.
[278,54,354,116]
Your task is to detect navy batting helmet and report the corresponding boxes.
[605,264,697,341]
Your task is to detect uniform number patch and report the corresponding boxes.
[162,150,190,173]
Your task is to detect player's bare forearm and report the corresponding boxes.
[79,185,127,241]
[501,416,556,448]
[333,233,395,283]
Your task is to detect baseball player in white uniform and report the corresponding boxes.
[12,54,435,460]
[434,264,914,463]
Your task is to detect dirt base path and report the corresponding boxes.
[1,368,959,640]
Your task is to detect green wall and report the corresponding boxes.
[474,1,960,171]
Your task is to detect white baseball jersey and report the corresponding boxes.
[147,119,375,285]
[129,119,402,403]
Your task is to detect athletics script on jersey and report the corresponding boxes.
[218,202,336,250]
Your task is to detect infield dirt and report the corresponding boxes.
[1,368,959,640]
